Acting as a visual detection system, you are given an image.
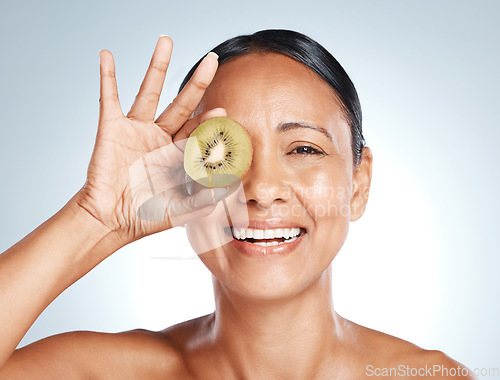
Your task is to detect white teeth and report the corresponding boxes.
[254,241,279,246]
[253,229,264,239]
[232,227,302,242]
[252,235,299,246]
[283,228,290,239]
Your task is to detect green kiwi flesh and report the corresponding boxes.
[184,117,253,188]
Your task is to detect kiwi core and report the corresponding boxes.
[205,138,227,165]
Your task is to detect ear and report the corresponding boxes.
[350,147,373,221]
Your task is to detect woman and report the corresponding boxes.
[0,30,475,379]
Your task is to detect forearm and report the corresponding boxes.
[0,194,124,369]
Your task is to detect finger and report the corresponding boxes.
[136,186,227,225]
[155,52,219,135]
[127,36,173,122]
[170,179,241,230]
[168,187,229,227]
[172,108,227,152]
[99,50,124,121]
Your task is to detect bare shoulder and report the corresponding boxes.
[393,349,478,379]
[344,319,477,379]
[0,329,190,379]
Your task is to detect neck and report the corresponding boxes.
[210,265,345,379]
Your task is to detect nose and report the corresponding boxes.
[238,152,291,209]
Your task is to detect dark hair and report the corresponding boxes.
[179,29,366,165]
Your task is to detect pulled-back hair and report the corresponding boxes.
[179,29,366,165]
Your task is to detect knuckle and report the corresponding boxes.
[192,78,210,91]
[139,91,161,104]
[100,94,118,102]
[172,101,192,119]
[151,61,168,74]
[183,195,196,211]
[102,70,116,79]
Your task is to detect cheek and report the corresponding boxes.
[295,167,352,222]
[297,167,352,269]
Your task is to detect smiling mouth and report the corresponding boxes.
[225,227,307,246]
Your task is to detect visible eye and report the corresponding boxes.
[288,145,325,156]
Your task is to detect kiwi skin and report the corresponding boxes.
[183,117,253,188]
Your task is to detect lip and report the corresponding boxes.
[224,221,307,257]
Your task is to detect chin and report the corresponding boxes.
[212,258,318,301]
[189,228,342,303]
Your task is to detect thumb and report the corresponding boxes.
[182,186,229,212]
[169,187,230,227]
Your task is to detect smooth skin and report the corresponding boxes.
[0,37,476,379]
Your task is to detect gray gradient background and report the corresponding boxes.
[1,0,498,376]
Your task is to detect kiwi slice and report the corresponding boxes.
[184,117,253,188]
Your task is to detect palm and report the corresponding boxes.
[84,118,170,236]
[76,37,226,244]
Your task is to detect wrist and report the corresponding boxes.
[65,193,126,259]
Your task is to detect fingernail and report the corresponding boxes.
[206,51,218,60]
[211,187,229,202]
[160,34,169,38]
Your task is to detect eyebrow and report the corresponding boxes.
[277,122,334,143]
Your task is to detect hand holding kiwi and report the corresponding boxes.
[73,37,241,246]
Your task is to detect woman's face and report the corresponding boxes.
[185,53,371,300]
